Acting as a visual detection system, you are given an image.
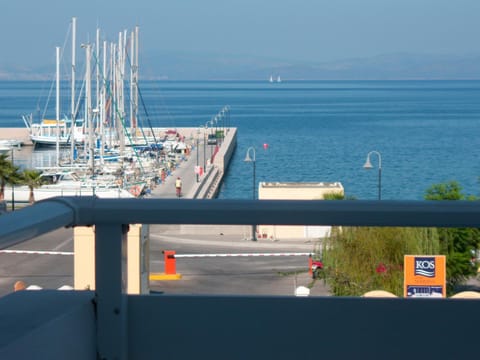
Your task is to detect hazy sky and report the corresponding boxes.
[2,0,479,69]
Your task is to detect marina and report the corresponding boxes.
[0,125,237,206]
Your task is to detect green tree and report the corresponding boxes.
[424,181,480,291]
[321,226,439,296]
[20,169,45,204]
[0,154,21,202]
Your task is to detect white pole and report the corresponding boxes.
[56,46,60,167]
[110,42,115,150]
[118,32,125,154]
[100,40,107,159]
[70,17,76,163]
[96,27,100,120]
[130,30,134,138]
[85,44,94,172]
[134,26,139,136]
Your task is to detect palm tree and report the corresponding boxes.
[0,154,21,202]
[20,169,44,204]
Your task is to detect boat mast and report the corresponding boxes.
[117,31,125,154]
[84,43,94,173]
[100,39,107,160]
[110,42,115,150]
[96,27,103,163]
[56,46,60,167]
[130,30,135,140]
[130,26,139,140]
[70,17,76,164]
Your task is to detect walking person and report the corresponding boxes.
[175,177,182,198]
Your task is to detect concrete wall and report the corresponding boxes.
[213,127,237,172]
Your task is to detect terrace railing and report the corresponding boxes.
[0,197,479,359]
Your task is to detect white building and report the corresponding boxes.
[257,181,344,240]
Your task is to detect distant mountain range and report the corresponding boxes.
[1,52,479,81]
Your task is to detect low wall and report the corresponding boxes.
[189,128,237,199]
[213,128,237,172]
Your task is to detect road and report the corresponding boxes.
[0,228,74,295]
[149,225,329,296]
[0,223,330,297]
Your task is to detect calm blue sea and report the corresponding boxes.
[1,80,480,200]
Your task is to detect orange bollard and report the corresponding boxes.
[308,255,313,276]
[163,250,176,275]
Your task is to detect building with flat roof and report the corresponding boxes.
[257,181,344,240]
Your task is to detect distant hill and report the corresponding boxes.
[1,52,479,81]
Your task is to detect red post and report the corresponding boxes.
[163,250,176,275]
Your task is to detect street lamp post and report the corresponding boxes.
[196,128,200,182]
[203,122,209,171]
[210,118,217,159]
[244,147,257,240]
[363,150,382,200]
[225,105,230,133]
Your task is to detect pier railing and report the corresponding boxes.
[0,197,479,359]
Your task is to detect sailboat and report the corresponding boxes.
[22,18,86,150]
[269,75,274,83]
[277,75,281,83]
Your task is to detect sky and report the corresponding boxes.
[1,0,479,74]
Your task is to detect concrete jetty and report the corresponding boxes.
[148,127,236,199]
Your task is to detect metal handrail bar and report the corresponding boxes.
[2,197,480,248]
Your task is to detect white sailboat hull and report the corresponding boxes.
[3,185,134,205]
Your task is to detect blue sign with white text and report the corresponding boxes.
[414,257,436,278]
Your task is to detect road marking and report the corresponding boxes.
[52,236,73,251]
[0,250,73,256]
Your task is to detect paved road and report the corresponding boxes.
[149,225,330,296]
[0,228,74,295]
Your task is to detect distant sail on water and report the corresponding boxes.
[269,75,281,83]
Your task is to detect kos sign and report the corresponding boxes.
[404,255,446,298]
[414,257,436,278]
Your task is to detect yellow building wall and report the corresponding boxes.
[74,224,149,294]
[258,182,343,240]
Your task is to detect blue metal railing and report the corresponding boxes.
[1,197,480,359]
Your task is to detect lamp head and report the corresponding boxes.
[363,155,373,169]
[244,147,256,162]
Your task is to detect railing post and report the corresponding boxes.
[95,223,128,360]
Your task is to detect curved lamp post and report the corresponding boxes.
[203,121,209,171]
[363,150,382,200]
[244,147,257,240]
[196,127,201,182]
[244,147,256,200]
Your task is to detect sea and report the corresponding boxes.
[1,80,480,201]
